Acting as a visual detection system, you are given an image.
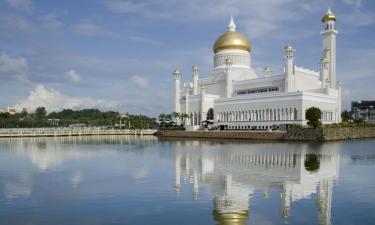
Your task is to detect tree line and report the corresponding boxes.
[0,107,156,129]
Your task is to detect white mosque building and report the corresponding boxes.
[173,9,341,131]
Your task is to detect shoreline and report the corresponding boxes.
[156,127,375,142]
[0,128,157,138]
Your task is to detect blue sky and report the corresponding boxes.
[0,0,374,116]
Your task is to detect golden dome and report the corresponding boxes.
[213,16,251,54]
[213,210,249,225]
[322,9,336,23]
[213,31,251,54]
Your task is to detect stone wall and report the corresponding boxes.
[323,127,375,140]
[155,130,286,140]
[286,127,375,141]
[156,127,375,141]
[286,128,325,141]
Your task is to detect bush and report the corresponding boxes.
[338,122,353,127]
[291,124,304,129]
[306,107,322,128]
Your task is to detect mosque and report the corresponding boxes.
[173,9,341,131]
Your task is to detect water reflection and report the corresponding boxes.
[0,135,158,171]
[1,137,374,225]
[174,141,341,225]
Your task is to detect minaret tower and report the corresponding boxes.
[192,65,199,95]
[320,57,329,88]
[173,69,181,114]
[284,44,295,92]
[321,8,338,89]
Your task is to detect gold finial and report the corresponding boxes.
[322,8,336,23]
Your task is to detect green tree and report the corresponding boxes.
[35,107,47,120]
[171,112,180,122]
[305,107,322,128]
[341,110,352,122]
[158,114,166,122]
[20,108,28,117]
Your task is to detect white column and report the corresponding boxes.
[201,85,206,123]
[185,89,189,125]
[173,69,181,115]
[192,65,199,95]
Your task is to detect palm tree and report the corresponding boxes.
[180,113,190,126]
[171,112,181,124]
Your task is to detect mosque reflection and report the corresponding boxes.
[173,141,340,225]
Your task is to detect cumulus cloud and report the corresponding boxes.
[5,0,33,12]
[12,84,119,112]
[130,75,148,89]
[67,69,81,83]
[0,52,30,84]
[72,22,119,37]
[342,0,362,9]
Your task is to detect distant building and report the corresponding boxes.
[47,119,61,126]
[351,101,375,123]
[6,107,16,115]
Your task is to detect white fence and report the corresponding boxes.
[0,128,157,138]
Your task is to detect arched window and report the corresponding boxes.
[206,108,214,121]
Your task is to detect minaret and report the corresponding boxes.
[284,44,295,92]
[192,65,199,95]
[321,8,338,89]
[320,57,329,88]
[173,69,181,114]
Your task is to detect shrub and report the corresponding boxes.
[306,107,322,128]
[338,122,353,127]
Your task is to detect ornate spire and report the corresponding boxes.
[322,8,336,23]
[228,16,236,32]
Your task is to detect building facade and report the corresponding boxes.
[351,101,375,123]
[173,10,341,130]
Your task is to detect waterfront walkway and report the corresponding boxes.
[0,128,157,138]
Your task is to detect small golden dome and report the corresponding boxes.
[213,31,251,54]
[322,9,336,23]
[284,43,294,51]
[173,69,181,75]
[320,57,329,63]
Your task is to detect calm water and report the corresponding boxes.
[0,136,374,225]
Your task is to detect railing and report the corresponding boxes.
[0,128,157,137]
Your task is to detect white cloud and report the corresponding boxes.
[67,69,81,83]
[0,52,30,84]
[105,0,326,38]
[130,75,148,89]
[342,0,362,9]
[5,0,33,12]
[72,22,119,38]
[12,84,119,112]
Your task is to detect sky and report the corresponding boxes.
[0,0,374,116]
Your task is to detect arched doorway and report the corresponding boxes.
[206,108,214,120]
